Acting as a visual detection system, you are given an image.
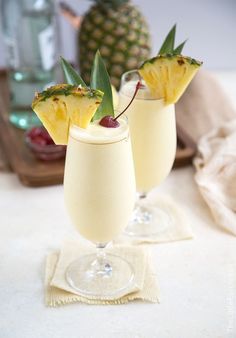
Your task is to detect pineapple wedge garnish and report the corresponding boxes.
[32,84,103,145]
[139,54,202,104]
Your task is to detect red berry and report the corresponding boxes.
[32,136,47,146]
[28,126,54,146]
[46,138,54,145]
[28,127,42,138]
[40,129,54,143]
[99,115,120,128]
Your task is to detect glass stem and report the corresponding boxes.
[96,242,107,264]
[137,191,147,200]
[91,242,112,276]
[133,191,152,224]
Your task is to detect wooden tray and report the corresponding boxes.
[175,122,196,168]
[0,69,196,187]
[0,69,65,187]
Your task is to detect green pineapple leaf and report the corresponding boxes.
[173,40,187,55]
[60,57,87,87]
[158,24,176,55]
[91,50,114,120]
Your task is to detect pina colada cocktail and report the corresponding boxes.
[118,72,177,237]
[119,52,202,238]
[64,117,136,297]
[119,79,176,192]
[32,71,136,298]
[64,118,136,244]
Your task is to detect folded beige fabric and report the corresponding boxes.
[117,195,193,244]
[45,239,160,306]
[176,70,236,142]
[194,119,236,236]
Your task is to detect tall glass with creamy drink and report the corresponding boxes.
[64,116,136,298]
[118,70,177,238]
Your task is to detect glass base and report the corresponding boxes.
[9,110,41,130]
[66,253,135,299]
[125,203,173,238]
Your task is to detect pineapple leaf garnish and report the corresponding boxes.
[173,40,187,55]
[91,50,114,120]
[158,24,187,55]
[158,24,176,54]
[60,57,87,87]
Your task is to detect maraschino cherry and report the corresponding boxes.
[99,115,120,128]
[99,81,142,128]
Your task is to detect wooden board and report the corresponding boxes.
[175,122,196,168]
[0,69,196,187]
[0,69,65,187]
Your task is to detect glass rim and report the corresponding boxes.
[120,70,165,102]
[69,115,130,145]
[121,69,139,77]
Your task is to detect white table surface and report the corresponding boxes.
[0,72,236,338]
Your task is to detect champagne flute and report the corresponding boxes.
[64,116,136,298]
[118,70,177,238]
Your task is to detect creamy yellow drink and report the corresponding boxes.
[119,81,176,192]
[64,118,136,243]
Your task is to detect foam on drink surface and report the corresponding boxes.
[69,118,128,144]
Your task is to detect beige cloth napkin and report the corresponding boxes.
[45,239,160,306]
[176,70,236,143]
[194,119,236,236]
[117,195,193,244]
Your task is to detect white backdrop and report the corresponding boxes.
[0,0,235,70]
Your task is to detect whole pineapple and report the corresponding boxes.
[79,0,151,89]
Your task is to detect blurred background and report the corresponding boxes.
[0,0,236,70]
[0,0,235,223]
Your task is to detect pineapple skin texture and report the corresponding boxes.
[139,55,202,104]
[32,84,103,145]
[79,2,151,89]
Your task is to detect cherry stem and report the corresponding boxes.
[114,80,142,121]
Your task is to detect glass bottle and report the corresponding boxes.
[1,0,60,129]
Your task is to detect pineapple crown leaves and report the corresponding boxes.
[158,24,187,55]
[158,24,176,54]
[60,57,87,87]
[91,50,115,119]
[173,40,187,55]
[60,51,114,120]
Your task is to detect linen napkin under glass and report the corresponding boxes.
[45,239,160,306]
